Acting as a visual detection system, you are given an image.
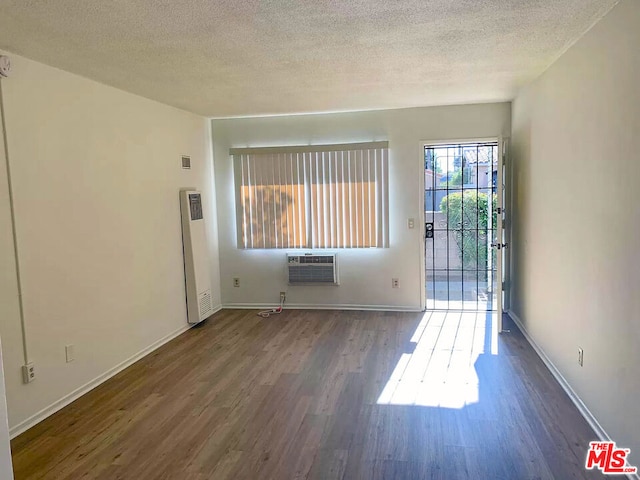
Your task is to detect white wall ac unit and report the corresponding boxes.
[287,254,338,285]
[180,189,214,324]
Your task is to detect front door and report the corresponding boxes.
[424,141,504,331]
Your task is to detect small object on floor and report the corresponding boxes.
[258,295,285,318]
[258,306,282,318]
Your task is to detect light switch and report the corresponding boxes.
[65,344,75,363]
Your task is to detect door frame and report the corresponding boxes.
[418,137,506,317]
[502,138,512,313]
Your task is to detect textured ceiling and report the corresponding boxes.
[0,0,618,117]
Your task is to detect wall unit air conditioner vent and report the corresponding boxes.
[287,254,338,285]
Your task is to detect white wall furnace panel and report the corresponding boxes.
[0,50,220,433]
[510,0,640,459]
[212,103,511,310]
[180,189,214,323]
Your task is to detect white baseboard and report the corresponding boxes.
[507,310,608,439]
[507,310,640,480]
[222,303,422,312]
[9,304,222,439]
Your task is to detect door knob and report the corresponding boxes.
[425,222,434,238]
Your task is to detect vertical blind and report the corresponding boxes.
[231,142,389,249]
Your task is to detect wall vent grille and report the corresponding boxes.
[198,290,213,317]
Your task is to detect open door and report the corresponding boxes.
[489,137,507,332]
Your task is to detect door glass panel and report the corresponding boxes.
[426,230,451,271]
[425,142,501,315]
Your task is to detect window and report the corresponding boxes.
[232,142,389,249]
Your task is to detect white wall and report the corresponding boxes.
[0,51,220,436]
[212,104,511,310]
[0,78,16,479]
[0,342,13,479]
[510,0,640,456]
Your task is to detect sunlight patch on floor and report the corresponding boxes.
[377,310,497,408]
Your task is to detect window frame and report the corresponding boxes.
[231,141,389,250]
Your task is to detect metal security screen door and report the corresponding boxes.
[424,141,504,330]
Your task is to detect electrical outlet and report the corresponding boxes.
[280,291,286,302]
[578,347,584,367]
[65,344,75,363]
[408,218,415,229]
[392,278,399,288]
[233,277,240,288]
[22,363,35,383]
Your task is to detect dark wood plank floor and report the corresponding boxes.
[11,309,605,479]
